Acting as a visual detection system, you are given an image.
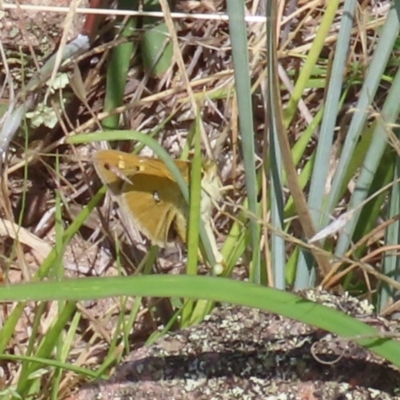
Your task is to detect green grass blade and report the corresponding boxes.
[335,64,400,257]
[16,302,76,398]
[102,0,139,129]
[1,275,400,367]
[378,147,400,311]
[226,1,260,282]
[283,0,341,127]
[295,0,357,287]
[266,5,285,288]
[141,0,173,77]
[181,118,202,326]
[324,9,400,231]
[0,189,103,354]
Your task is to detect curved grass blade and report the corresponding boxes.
[1,275,400,367]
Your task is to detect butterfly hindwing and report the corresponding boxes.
[119,173,188,246]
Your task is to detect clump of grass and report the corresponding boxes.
[0,1,400,399]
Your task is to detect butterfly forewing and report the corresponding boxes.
[93,151,190,181]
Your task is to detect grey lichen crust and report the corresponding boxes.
[70,290,400,400]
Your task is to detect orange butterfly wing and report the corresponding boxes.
[93,150,189,247]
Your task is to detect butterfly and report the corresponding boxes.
[92,150,224,272]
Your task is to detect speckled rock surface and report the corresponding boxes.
[68,291,400,399]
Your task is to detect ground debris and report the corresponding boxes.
[67,290,400,400]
